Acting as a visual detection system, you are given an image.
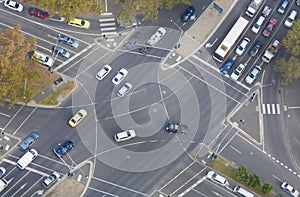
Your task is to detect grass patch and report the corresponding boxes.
[39,81,75,105]
[210,157,276,197]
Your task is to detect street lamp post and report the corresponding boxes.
[23,78,27,99]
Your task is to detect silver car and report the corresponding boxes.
[57,34,79,48]
[117,82,132,97]
[52,46,70,58]
[245,65,261,85]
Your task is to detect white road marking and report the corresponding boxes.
[0,112,10,118]
[99,18,115,22]
[77,174,82,182]
[101,27,116,31]
[100,22,116,27]
[178,176,207,197]
[262,104,266,114]
[267,104,271,114]
[276,104,280,114]
[2,105,24,131]
[20,177,44,197]
[13,107,37,135]
[2,171,30,197]
[91,176,148,196]
[229,145,242,154]
[272,104,276,114]
[88,186,118,197]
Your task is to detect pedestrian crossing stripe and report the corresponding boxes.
[262,104,280,114]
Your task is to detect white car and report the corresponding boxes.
[0,167,6,178]
[114,130,136,142]
[3,0,23,12]
[117,82,132,97]
[245,65,261,85]
[96,64,112,80]
[281,182,299,197]
[112,68,128,85]
[42,172,60,188]
[236,37,250,56]
[206,171,229,186]
[284,10,297,28]
[230,63,245,81]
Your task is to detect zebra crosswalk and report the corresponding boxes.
[262,104,281,115]
[99,14,117,42]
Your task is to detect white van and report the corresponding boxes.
[0,178,8,192]
[284,10,297,28]
[16,149,38,170]
[233,186,254,197]
[251,16,265,34]
[33,51,54,68]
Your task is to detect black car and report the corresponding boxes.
[165,123,188,134]
[57,34,79,48]
[181,6,196,22]
[53,141,75,157]
[249,41,262,57]
[18,131,40,151]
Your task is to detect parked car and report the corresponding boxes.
[16,149,38,170]
[96,64,112,80]
[181,6,196,22]
[18,131,40,151]
[3,0,23,12]
[0,167,6,178]
[236,37,250,55]
[42,172,60,188]
[112,68,128,85]
[53,141,75,157]
[68,18,90,29]
[278,0,289,14]
[297,0,300,7]
[206,171,229,186]
[230,63,245,81]
[114,130,136,142]
[117,82,132,97]
[249,41,262,57]
[263,18,278,37]
[284,10,297,28]
[0,178,8,193]
[68,109,87,127]
[165,123,188,134]
[52,46,70,58]
[281,182,299,197]
[245,65,261,85]
[220,59,234,75]
[29,8,49,19]
[57,34,79,48]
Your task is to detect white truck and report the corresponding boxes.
[16,149,38,170]
[146,27,166,46]
[262,39,281,63]
[262,5,271,17]
[245,0,264,18]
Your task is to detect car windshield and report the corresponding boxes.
[81,20,85,26]
[249,73,255,78]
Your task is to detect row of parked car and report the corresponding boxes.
[3,0,90,28]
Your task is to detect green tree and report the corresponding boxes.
[275,56,300,85]
[282,20,300,56]
[247,173,261,188]
[261,182,273,194]
[115,0,190,25]
[234,165,249,183]
[38,0,101,20]
[0,25,39,107]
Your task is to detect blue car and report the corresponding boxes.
[220,59,234,75]
[181,6,196,22]
[18,131,39,151]
[53,141,75,157]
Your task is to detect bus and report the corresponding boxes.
[213,16,249,62]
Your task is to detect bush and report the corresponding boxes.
[261,182,273,194]
[234,165,249,183]
[247,173,261,188]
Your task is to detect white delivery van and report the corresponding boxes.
[16,149,38,170]
[233,186,254,197]
[0,178,8,192]
[251,16,265,34]
[33,51,54,68]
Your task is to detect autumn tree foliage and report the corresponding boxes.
[0,25,40,106]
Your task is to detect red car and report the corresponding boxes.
[262,18,278,37]
[29,8,49,19]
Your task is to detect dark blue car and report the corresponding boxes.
[220,59,234,75]
[181,6,196,22]
[53,141,75,157]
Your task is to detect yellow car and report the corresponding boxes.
[68,18,90,29]
[68,109,87,127]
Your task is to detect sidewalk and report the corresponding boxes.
[162,0,236,69]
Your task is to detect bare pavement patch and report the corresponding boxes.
[45,178,85,197]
